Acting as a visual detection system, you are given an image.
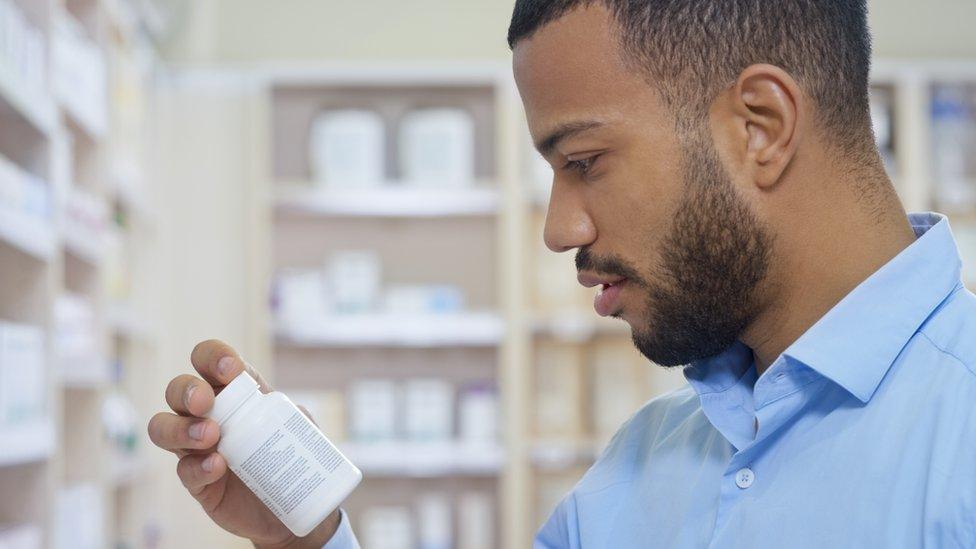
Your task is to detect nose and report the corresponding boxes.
[543,179,596,253]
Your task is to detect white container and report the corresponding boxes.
[0,321,46,424]
[403,379,454,442]
[0,523,42,549]
[361,506,413,549]
[54,484,103,549]
[308,109,385,187]
[418,493,453,549]
[458,383,498,446]
[207,372,362,537]
[457,492,494,549]
[327,250,381,314]
[348,379,397,441]
[398,108,475,186]
[274,268,331,332]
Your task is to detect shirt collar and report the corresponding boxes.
[684,212,964,404]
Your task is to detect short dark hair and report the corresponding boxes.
[508,0,874,152]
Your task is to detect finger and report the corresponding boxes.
[177,452,228,495]
[148,412,220,452]
[164,374,216,417]
[190,339,273,392]
[190,339,245,386]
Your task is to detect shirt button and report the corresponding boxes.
[735,467,755,489]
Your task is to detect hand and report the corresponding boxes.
[148,339,341,549]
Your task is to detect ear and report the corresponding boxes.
[717,64,803,190]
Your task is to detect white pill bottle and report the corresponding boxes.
[207,371,363,536]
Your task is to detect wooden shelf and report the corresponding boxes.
[275,311,504,348]
[339,441,504,477]
[275,182,500,218]
[0,418,56,467]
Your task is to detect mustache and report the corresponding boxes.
[575,247,644,285]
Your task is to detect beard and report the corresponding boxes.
[576,133,773,367]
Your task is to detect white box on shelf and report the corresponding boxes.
[0,416,55,466]
[349,379,397,442]
[458,383,498,446]
[0,522,42,549]
[417,493,453,549]
[457,492,494,549]
[308,109,385,187]
[54,294,107,386]
[0,320,46,424]
[54,484,104,549]
[361,506,413,549]
[52,10,107,138]
[327,250,381,314]
[403,379,454,442]
[398,108,475,187]
[0,154,54,260]
[273,269,331,333]
[63,186,109,264]
[0,0,53,135]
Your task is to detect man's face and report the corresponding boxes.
[513,5,773,366]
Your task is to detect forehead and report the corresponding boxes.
[512,4,663,142]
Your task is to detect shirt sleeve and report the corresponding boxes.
[322,508,360,549]
[533,494,582,549]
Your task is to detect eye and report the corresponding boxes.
[564,154,600,177]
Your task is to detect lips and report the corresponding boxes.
[578,272,629,317]
[594,279,628,316]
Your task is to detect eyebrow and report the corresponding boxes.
[534,120,606,159]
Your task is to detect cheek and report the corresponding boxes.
[584,152,684,259]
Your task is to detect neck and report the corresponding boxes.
[740,171,918,377]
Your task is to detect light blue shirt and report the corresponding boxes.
[534,212,976,548]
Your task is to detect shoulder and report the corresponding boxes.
[573,382,704,495]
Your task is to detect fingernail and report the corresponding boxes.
[202,454,215,473]
[189,421,207,441]
[217,356,235,377]
[184,384,196,410]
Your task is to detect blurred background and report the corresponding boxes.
[0,1,974,548]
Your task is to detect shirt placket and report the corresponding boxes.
[707,361,823,548]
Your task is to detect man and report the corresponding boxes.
[149,1,976,547]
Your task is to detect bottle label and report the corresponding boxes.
[229,411,346,519]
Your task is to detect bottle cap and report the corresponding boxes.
[206,371,260,424]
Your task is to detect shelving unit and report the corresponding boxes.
[0,0,162,547]
[261,64,524,548]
